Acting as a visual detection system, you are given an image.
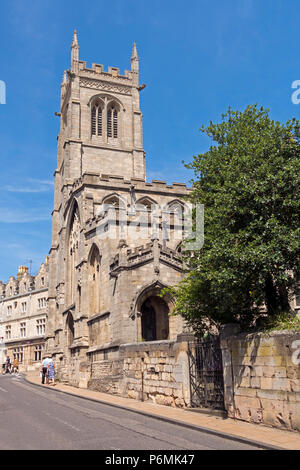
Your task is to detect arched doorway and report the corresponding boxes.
[141,296,169,341]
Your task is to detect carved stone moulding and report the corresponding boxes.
[80,78,131,95]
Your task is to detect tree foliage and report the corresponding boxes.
[167,105,300,336]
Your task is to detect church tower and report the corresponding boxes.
[47,32,189,390]
[57,31,145,184]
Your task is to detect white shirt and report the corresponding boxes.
[42,358,51,368]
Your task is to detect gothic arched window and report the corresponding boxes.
[107,105,118,138]
[166,201,185,227]
[68,206,80,303]
[136,197,157,210]
[89,245,101,317]
[103,194,125,208]
[91,101,103,136]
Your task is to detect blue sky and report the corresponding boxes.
[0,0,299,281]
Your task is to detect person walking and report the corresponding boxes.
[41,355,51,384]
[5,356,12,374]
[46,357,56,386]
[12,357,19,375]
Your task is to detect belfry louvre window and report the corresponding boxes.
[113,109,118,138]
[91,102,102,136]
[107,109,112,137]
[91,106,96,135]
[107,107,118,138]
[97,107,102,135]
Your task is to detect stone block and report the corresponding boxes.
[260,377,273,390]
[287,367,300,380]
[272,367,287,379]
[161,372,170,381]
[262,410,290,429]
[249,408,263,424]
[252,356,280,366]
[234,405,252,422]
[272,377,291,392]
[257,389,287,401]
[290,380,300,392]
[175,398,185,407]
[287,392,300,402]
[234,387,257,397]
[290,416,300,432]
[128,390,139,400]
[151,374,159,381]
[261,366,284,378]
[250,377,261,389]
[256,346,272,357]
[234,395,261,410]
[158,357,166,364]
[259,397,283,413]
[153,394,174,406]
[239,376,251,388]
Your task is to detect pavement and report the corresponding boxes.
[25,371,300,450]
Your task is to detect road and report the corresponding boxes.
[0,374,260,450]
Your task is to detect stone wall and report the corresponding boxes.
[58,355,91,389]
[221,328,300,432]
[87,336,191,407]
[120,339,190,407]
[88,358,124,395]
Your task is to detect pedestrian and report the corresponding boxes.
[12,357,19,375]
[5,356,12,374]
[46,356,56,386]
[41,355,51,384]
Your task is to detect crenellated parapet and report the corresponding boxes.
[71,172,191,197]
[60,32,142,114]
[109,242,183,277]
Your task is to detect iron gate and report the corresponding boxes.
[188,338,225,410]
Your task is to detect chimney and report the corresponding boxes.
[17,266,28,280]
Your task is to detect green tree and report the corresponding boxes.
[167,105,300,336]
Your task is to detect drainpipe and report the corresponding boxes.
[141,357,144,402]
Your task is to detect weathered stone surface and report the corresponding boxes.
[222,331,300,432]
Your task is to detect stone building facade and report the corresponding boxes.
[0,259,49,371]
[46,32,191,390]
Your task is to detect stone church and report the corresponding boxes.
[46,31,191,397]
